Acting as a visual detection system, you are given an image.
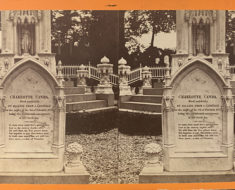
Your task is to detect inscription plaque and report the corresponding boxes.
[173,69,222,152]
[4,69,54,152]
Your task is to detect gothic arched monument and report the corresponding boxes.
[140,10,233,183]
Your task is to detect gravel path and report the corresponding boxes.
[66,129,162,184]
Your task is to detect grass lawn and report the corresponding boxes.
[66,128,162,184]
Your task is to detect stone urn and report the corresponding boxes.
[144,143,162,165]
[66,142,83,168]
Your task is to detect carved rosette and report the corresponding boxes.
[221,95,234,112]
[54,96,66,111]
[162,95,174,112]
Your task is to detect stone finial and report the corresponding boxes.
[142,66,150,72]
[155,58,160,65]
[164,55,169,66]
[118,57,127,65]
[101,56,110,64]
[58,60,62,67]
[78,64,86,71]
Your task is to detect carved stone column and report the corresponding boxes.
[96,56,113,94]
[77,64,88,87]
[142,66,152,89]
[118,57,131,96]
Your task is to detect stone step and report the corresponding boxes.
[65,93,96,103]
[130,95,162,103]
[143,88,163,95]
[119,108,161,115]
[64,87,85,95]
[66,100,107,112]
[77,106,118,113]
[120,101,161,113]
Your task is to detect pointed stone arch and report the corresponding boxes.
[0,57,60,89]
[169,58,228,89]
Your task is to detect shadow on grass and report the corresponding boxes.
[66,110,162,136]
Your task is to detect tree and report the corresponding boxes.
[51,10,93,65]
[125,10,176,49]
[124,10,176,67]
[226,10,235,64]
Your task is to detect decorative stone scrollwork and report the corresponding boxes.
[178,59,183,67]
[217,58,223,72]
[54,96,66,111]
[0,66,3,78]
[162,95,174,111]
[44,59,50,67]
[37,10,42,19]
[9,10,42,24]
[4,59,9,71]
[221,95,234,112]
[0,96,6,111]
[184,10,216,24]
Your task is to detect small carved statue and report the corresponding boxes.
[21,27,32,54]
[196,23,206,55]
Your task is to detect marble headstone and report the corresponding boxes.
[0,59,66,172]
[162,60,234,171]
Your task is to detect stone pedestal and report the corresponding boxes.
[64,143,89,175]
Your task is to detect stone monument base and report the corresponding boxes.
[0,169,90,184]
[95,85,113,94]
[139,170,235,183]
[119,85,132,96]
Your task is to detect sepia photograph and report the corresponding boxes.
[0,9,234,187]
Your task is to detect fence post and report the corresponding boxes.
[139,63,142,80]
[88,61,91,79]
[118,57,131,96]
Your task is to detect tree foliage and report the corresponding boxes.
[51,10,93,64]
[226,10,235,64]
[125,10,176,51]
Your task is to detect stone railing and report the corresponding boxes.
[150,66,167,79]
[127,67,142,84]
[57,57,170,88]
[60,65,80,78]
